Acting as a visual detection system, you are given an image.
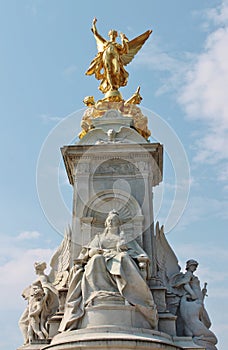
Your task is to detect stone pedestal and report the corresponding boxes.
[43,328,182,350]
[158,312,177,336]
[17,339,50,350]
[166,292,180,315]
[48,314,63,338]
[42,304,204,350]
[58,288,68,314]
[79,304,152,330]
[151,286,167,312]
[48,288,68,338]
[173,337,205,350]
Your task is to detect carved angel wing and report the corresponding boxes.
[121,29,152,66]
[48,225,72,289]
[155,221,181,290]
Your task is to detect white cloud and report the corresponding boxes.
[0,246,55,310]
[178,1,228,179]
[206,0,228,26]
[0,229,61,348]
[180,26,228,126]
[16,230,41,240]
[135,39,193,96]
[39,114,63,124]
[218,163,228,181]
[63,64,78,77]
[136,1,228,184]
[181,195,228,226]
[173,242,228,268]
[156,193,228,233]
[171,242,228,296]
[0,233,57,310]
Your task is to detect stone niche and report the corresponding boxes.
[61,142,163,265]
[81,188,144,246]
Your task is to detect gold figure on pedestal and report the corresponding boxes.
[86,18,152,101]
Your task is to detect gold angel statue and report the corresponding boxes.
[86,18,152,100]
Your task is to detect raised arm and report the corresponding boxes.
[91,17,106,47]
[91,17,98,35]
[119,32,129,54]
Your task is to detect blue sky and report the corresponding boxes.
[0,1,227,349]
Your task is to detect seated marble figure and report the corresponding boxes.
[59,210,158,331]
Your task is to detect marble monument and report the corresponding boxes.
[18,18,218,350]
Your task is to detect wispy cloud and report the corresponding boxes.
[0,233,56,310]
[156,193,228,233]
[16,230,41,240]
[178,1,228,181]
[175,242,228,264]
[179,24,228,127]
[135,39,193,96]
[0,229,59,350]
[63,64,78,78]
[172,242,228,288]
[136,1,228,185]
[0,248,55,310]
[39,114,63,124]
[178,194,228,230]
[206,0,228,26]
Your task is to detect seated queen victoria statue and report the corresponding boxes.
[59,210,158,332]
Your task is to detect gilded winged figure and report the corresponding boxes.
[86,18,152,96]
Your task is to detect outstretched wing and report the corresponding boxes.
[48,225,72,289]
[155,221,181,289]
[121,30,152,66]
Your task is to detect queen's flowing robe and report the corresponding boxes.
[59,231,158,331]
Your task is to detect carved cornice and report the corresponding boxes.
[61,143,163,186]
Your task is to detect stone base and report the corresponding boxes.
[158,312,177,336]
[151,286,167,313]
[79,304,152,330]
[173,336,205,350]
[48,313,64,338]
[17,339,50,350]
[43,327,182,350]
[18,332,205,350]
